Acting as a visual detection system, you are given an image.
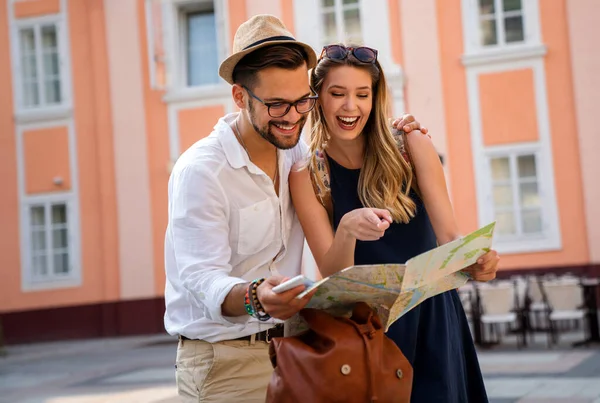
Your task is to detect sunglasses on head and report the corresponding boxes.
[319,45,378,64]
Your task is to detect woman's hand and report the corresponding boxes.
[338,208,393,241]
[462,250,500,282]
[390,114,429,135]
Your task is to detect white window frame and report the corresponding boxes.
[461,0,543,63]
[482,144,558,250]
[15,118,82,291]
[20,194,82,291]
[478,0,525,47]
[155,0,229,101]
[10,14,72,121]
[177,2,220,88]
[293,0,402,76]
[467,59,561,255]
[320,0,362,46]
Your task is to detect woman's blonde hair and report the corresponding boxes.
[308,46,417,223]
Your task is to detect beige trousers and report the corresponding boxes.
[175,338,273,403]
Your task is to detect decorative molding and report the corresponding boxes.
[14,106,72,124]
[162,83,229,104]
[462,44,547,67]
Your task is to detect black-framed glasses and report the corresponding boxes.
[319,45,378,64]
[242,86,319,118]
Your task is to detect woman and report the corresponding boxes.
[290,44,498,402]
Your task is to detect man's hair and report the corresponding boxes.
[232,44,309,89]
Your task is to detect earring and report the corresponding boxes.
[321,132,330,149]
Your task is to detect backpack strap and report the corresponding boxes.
[310,130,414,221]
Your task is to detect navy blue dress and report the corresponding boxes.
[327,154,488,403]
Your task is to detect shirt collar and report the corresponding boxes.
[218,113,279,176]
[218,113,253,171]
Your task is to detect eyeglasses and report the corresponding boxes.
[319,45,378,64]
[242,86,318,118]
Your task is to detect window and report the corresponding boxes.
[26,201,74,283]
[321,0,362,45]
[478,0,524,47]
[181,4,219,87]
[490,153,542,238]
[18,23,63,108]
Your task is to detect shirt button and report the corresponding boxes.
[396,369,403,379]
[340,364,351,375]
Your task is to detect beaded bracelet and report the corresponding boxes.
[244,278,271,322]
[244,282,255,316]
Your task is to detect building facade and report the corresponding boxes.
[0,0,598,344]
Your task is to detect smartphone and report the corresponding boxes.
[272,275,313,294]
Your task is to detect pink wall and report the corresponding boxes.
[567,0,600,263]
[105,0,155,299]
[400,0,449,170]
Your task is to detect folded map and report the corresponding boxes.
[287,222,496,334]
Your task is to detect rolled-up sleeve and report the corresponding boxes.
[290,138,310,172]
[170,163,248,326]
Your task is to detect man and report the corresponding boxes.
[164,15,424,402]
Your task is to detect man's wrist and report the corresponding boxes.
[221,282,250,317]
[248,279,271,322]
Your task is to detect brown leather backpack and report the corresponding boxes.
[266,302,413,403]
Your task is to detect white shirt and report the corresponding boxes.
[164,113,308,342]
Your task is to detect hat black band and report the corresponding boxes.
[243,36,295,50]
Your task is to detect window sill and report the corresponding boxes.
[163,84,230,104]
[15,106,72,124]
[493,234,561,255]
[22,276,82,292]
[462,44,547,67]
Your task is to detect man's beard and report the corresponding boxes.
[248,101,306,150]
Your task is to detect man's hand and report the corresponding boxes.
[256,275,316,320]
[390,114,429,136]
[339,208,393,241]
[462,250,500,282]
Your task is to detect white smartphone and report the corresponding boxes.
[272,275,312,294]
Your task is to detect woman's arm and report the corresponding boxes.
[289,168,354,276]
[289,168,391,278]
[406,132,500,280]
[405,131,460,245]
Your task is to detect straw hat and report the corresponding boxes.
[218,14,317,85]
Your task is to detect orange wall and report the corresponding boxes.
[479,69,539,146]
[498,0,589,269]
[23,127,72,193]
[437,0,588,271]
[389,0,403,67]
[138,0,170,296]
[179,106,225,151]
[0,0,19,312]
[229,0,248,48]
[78,0,120,301]
[67,0,120,305]
[436,0,478,235]
[2,0,120,311]
[13,0,60,18]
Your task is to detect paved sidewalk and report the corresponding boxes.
[0,335,179,403]
[1,333,599,402]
